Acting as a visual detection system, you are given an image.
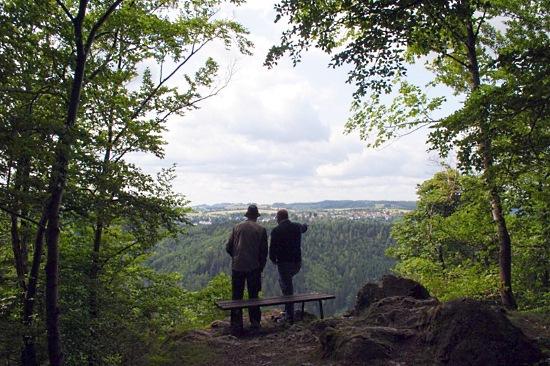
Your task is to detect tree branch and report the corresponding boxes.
[100,240,139,269]
[55,0,74,21]
[0,205,45,228]
[84,0,124,54]
[474,9,488,38]
[111,38,212,147]
[376,122,434,151]
[439,49,470,69]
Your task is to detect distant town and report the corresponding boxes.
[190,200,415,225]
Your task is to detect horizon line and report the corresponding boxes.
[190,198,417,207]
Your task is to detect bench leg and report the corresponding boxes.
[301,302,305,320]
[318,300,324,319]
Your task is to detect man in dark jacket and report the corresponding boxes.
[269,209,308,322]
[226,204,268,335]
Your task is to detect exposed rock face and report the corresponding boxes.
[426,298,543,366]
[320,276,543,366]
[354,274,431,314]
[319,327,391,364]
[319,296,434,365]
[363,296,440,329]
[319,324,418,360]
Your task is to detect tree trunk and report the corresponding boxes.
[7,155,41,366]
[45,198,64,366]
[44,22,88,364]
[465,14,517,309]
[542,269,549,289]
[42,1,124,361]
[11,215,27,292]
[21,213,47,366]
[10,156,32,293]
[88,220,103,366]
[488,185,517,309]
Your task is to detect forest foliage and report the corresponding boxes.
[0,0,250,364]
[389,169,549,311]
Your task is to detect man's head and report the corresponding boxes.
[245,204,261,220]
[276,209,289,223]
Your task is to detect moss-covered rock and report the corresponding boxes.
[426,298,543,366]
[354,275,431,314]
[363,296,439,329]
[319,327,391,363]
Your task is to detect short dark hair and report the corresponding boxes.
[276,209,289,221]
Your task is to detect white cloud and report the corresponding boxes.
[316,132,438,179]
[127,0,445,205]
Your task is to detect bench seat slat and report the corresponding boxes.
[215,293,335,310]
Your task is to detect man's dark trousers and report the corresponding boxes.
[277,261,301,321]
[231,268,261,333]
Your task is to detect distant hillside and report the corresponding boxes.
[193,200,416,211]
[148,217,396,315]
[271,200,416,210]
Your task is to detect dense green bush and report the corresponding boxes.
[389,170,549,310]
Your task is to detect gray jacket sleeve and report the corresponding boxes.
[259,228,268,271]
[226,228,235,256]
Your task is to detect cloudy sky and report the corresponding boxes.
[132,0,452,205]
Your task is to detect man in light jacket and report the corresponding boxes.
[226,204,268,335]
[269,209,308,323]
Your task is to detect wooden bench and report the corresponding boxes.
[215,293,335,319]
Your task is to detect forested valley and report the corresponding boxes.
[148,218,395,316]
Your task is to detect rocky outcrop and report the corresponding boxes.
[177,276,545,366]
[319,327,391,364]
[426,298,542,366]
[354,274,431,314]
[363,296,439,329]
[320,276,543,366]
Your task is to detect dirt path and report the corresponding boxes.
[176,311,329,366]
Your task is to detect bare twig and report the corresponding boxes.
[376,122,434,151]
[111,38,212,147]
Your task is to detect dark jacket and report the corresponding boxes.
[226,220,268,272]
[269,219,308,264]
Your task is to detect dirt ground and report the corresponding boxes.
[155,301,550,366]
[167,310,332,366]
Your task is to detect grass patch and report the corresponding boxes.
[508,311,550,355]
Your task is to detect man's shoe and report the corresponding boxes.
[285,312,295,324]
[249,323,261,335]
[230,326,243,337]
[275,314,294,324]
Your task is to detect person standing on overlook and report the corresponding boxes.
[269,209,308,323]
[225,204,268,335]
